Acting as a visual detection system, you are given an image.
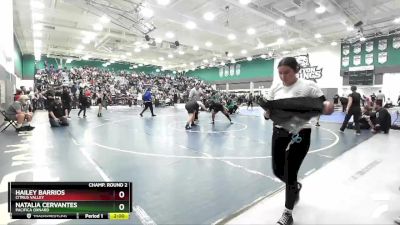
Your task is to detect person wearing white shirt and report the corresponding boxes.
[265,57,333,225]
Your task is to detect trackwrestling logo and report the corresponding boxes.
[295,54,323,82]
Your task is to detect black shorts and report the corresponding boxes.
[96,98,102,105]
[211,103,224,113]
[185,101,199,114]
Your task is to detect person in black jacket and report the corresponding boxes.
[77,88,87,118]
[340,86,362,135]
[61,86,72,118]
[371,102,391,134]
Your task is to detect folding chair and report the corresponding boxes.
[1,110,17,132]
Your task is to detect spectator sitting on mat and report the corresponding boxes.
[371,102,391,134]
[48,96,69,127]
[5,95,35,132]
[347,106,375,130]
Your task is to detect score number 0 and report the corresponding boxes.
[118,191,125,211]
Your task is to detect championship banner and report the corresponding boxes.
[365,41,374,52]
[393,37,400,49]
[219,67,224,77]
[342,45,350,56]
[353,43,361,54]
[353,55,361,66]
[235,64,241,76]
[378,52,387,64]
[378,39,387,51]
[342,56,350,67]
[365,53,374,65]
[224,66,229,76]
[229,65,235,76]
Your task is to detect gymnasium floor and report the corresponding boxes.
[0,105,374,225]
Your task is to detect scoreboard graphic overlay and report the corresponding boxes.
[8,182,132,220]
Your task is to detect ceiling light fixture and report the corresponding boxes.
[159,57,165,61]
[220,62,225,66]
[227,33,236,40]
[200,66,206,69]
[394,17,400,24]
[203,59,209,63]
[247,56,253,61]
[141,7,154,18]
[241,49,247,54]
[193,45,199,51]
[257,42,265,49]
[315,6,326,14]
[157,0,170,6]
[168,54,174,58]
[203,12,215,21]
[239,0,251,5]
[276,19,286,26]
[347,26,354,31]
[126,52,132,56]
[190,62,194,65]
[134,48,141,53]
[227,52,233,57]
[205,41,213,47]
[165,31,175,39]
[185,21,197,29]
[277,38,284,44]
[314,33,322,38]
[360,37,366,42]
[178,50,185,55]
[260,54,267,59]
[230,59,236,63]
[247,27,256,35]
[100,15,110,23]
[331,41,338,46]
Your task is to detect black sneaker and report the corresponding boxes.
[211,121,215,124]
[16,127,27,132]
[152,114,156,117]
[191,123,197,126]
[24,126,35,131]
[185,125,191,130]
[315,123,320,127]
[276,212,293,225]
[230,121,233,124]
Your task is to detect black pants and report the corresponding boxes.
[78,107,86,116]
[272,127,311,210]
[141,102,154,115]
[340,110,361,133]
